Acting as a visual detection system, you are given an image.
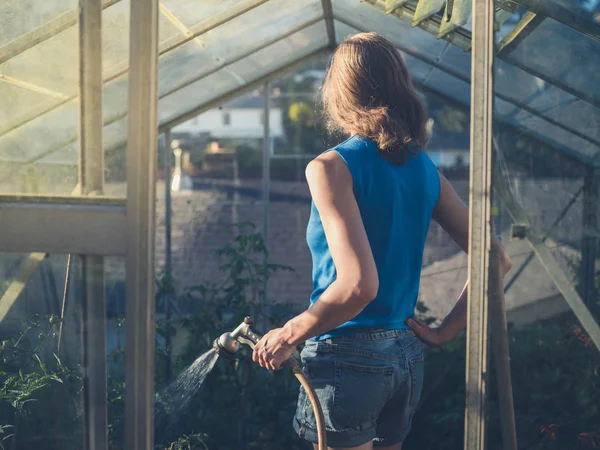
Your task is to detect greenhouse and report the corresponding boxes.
[0,0,599,449]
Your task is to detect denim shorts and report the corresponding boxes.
[293,329,424,448]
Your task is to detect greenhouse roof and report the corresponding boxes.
[1,0,599,167]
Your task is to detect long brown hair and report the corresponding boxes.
[321,32,428,165]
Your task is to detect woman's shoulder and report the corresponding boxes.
[305,151,353,196]
[307,149,347,178]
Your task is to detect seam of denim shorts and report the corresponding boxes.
[407,353,424,420]
[327,329,414,342]
[398,335,422,359]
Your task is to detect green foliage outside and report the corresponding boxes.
[278,75,329,156]
[153,222,301,449]
[1,225,599,449]
[288,102,316,127]
[0,316,83,450]
[405,312,600,450]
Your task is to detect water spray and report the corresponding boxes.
[213,316,327,450]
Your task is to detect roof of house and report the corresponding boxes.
[418,235,577,324]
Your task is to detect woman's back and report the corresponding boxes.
[250,32,510,450]
[307,135,440,339]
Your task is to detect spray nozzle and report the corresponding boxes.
[213,316,263,359]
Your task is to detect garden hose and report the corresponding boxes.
[214,316,327,450]
[287,358,327,450]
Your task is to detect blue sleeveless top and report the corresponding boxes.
[307,135,440,340]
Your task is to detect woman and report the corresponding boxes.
[253,32,511,450]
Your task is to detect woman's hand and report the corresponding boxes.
[407,318,455,348]
[252,328,296,371]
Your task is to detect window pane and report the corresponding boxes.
[157,22,327,127]
[0,3,130,197]
[0,1,77,46]
[501,18,600,105]
[489,11,600,450]
[200,0,323,63]
[0,254,126,450]
[154,94,268,446]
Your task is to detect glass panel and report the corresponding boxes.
[336,2,599,168]
[422,69,471,105]
[497,10,526,41]
[490,14,600,450]
[333,0,446,54]
[495,98,600,164]
[335,5,598,167]
[226,21,328,80]
[158,71,241,124]
[103,118,128,191]
[551,0,600,14]
[1,26,79,97]
[100,0,189,76]
[334,16,359,42]
[200,0,323,63]
[154,90,272,447]
[0,101,78,164]
[502,18,600,105]
[336,18,468,112]
[36,143,78,168]
[102,0,131,76]
[402,53,434,81]
[0,3,130,196]
[496,59,600,151]
[157,41,222,96]
[105,256,127,450]
[0,1,77,47]
[511,111,598,161]
[537,99,600,144]
[158,0,254,31]
[68,18,328,167]
[0,102,79,194]
[332,0,471,76]
[434,42,472,79]
[333,13,471,82]
[103,75,129,122]
[0,253,125,450]
[0,83,54,128]
[158,23,328,127]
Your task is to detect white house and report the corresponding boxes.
[174,91,284,140]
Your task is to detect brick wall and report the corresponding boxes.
[137,176,584,313]
[151,178,470,307]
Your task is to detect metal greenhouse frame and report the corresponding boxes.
[0,0,598,449]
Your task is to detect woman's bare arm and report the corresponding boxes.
[253,151,379,369]
[281,151,379,344]
[408,172,512,346]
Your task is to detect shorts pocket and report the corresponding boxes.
[332,361,394,430]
